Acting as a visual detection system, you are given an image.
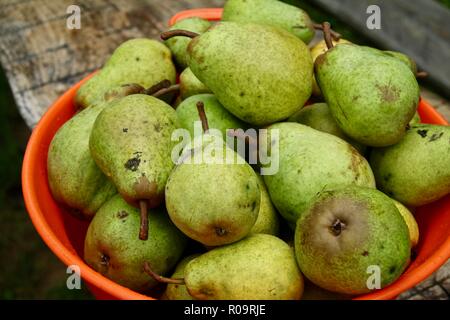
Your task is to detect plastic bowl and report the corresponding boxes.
[22,8,450,300]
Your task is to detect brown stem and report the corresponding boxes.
[196,101,209,132]
[142,79,171,95]
[313,23,341,41]
[322,22,334,50]
[160,29,199,41]
[143,262,185,285]
[152,84,180,99]
[139,200,148,240]
[416,71,428,78]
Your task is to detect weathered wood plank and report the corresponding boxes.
[307,0,450,99]
[0,0,224,127]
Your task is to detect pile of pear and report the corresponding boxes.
[47,0,449,300]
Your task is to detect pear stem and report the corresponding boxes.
[416,71,428,78]
[139,200,149,240]
[322,22,334,50]
[196,101,209,132]
[152,84,180,98]
[160,29,199,40]
[144,262,185,285]
[143,79,171,95]
[313,23,341,41]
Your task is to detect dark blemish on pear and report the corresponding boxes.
[117,211,129,219]
[251,201,257,211]
[417,129,428,138]
[389,266,396,274]
[362,251,369,257]
[123,128,128,133]
[153,123,162,132]
[383,173,392,182]
[239,91,245,97]
[215,227,228,237]
[376,84,400,103]
[100,253,110,267]
[429,132,443,142]
[135,57,140,61]
[329,218,346,236]
[124,156,141,171]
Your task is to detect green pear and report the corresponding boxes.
[179,68,211,99]
[409,111,421,125]
[183,234,303,299]
[383,51,417,75]
[295,186,411,295]
[262,122,375,226]
[250,175,279,236]
[176,94,246,138]
[176,21,312,125]
[75,39,176,109]
[162,254,200,300]
[165,103,260,246]
[48,103,117,219]
[84,195,187,292]
[370,124,450,206]
[288,102,366,154]
[222,0,315,44]
[310,38,352,97]
[164,18,212,69]
[316,43,419,146]
[89,94,179,238]
[392,199,419,247]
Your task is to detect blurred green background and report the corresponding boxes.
[0,0,448,299]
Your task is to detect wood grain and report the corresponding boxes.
[0,0,224,127]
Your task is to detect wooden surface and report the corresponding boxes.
[307,0,450,99]
[0,0,224,128]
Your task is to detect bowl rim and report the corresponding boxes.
[22,7,450,300]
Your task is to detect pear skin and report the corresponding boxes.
[179,68,211,99]
[84,195,187,292]
[185,234,303,300]
[75,39,176,109]
[295,186,411,295]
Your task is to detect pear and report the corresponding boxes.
[295,186,411,295]
[48,103,117,219]
[47,83,144,219]
[250,175,279,236]
[310,38,352,96]
[288,102,366,154]
[392,199,419,247]
[222,0,315,44]
[165,102,260,246]
[316,42,420,146]
[75,39,176,109]
[162,22,313,125]
[176,94,245,138]
[84,195,187,292]
[147,234,303,300]
[164,17,212,69]
[370,124,450,206]
[409,111,421,125]
[383,51,417,75]
[89,94,179,239]
[262,122,375,226]
[179,68,211,99]
[162,254,200,300]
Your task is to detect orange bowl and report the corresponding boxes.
[22,8,450,300]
